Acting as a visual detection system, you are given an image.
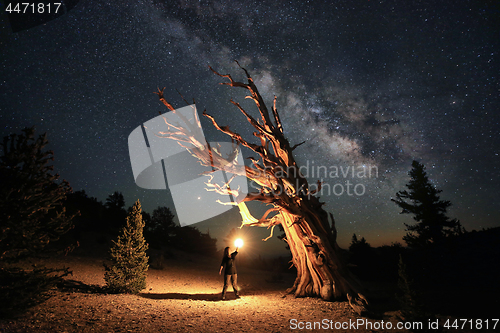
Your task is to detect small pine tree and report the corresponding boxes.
[104,200,149,293]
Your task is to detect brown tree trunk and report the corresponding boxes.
[280,208,368,314]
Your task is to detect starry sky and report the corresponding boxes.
[1,0,499,254]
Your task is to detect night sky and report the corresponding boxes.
[1,0,499,254]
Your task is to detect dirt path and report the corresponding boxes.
[0,255,409,333]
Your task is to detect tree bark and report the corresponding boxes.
[154,62,368,314]
[279,209,368,314]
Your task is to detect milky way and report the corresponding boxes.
[1,0,499,250]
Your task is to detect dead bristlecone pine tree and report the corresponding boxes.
[152,62,368,314]
[104,200,149,293]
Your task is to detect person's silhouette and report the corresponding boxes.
[219,246,240,300]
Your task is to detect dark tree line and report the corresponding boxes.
[65,190,217,256]
[64,190,127,234]
[63,187,214,251]
[0,127,216,316]
[347,160,499,322]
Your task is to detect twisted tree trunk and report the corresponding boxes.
[154,62,368,314]
[279,209,367,314]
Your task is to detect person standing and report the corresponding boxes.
[219,246,240,300]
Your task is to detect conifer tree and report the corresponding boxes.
[104,200,149,293]
[0,126,75,262]
[392,160,462,247]
[146,206,177,248]
[104,191,127,229]
[0,127,74,317]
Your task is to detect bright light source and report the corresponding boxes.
[234,238,244,248]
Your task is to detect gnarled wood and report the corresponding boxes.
[154,63,368,314]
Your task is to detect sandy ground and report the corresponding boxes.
[0,252,465,333]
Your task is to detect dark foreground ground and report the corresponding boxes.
[1,248,492,333]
